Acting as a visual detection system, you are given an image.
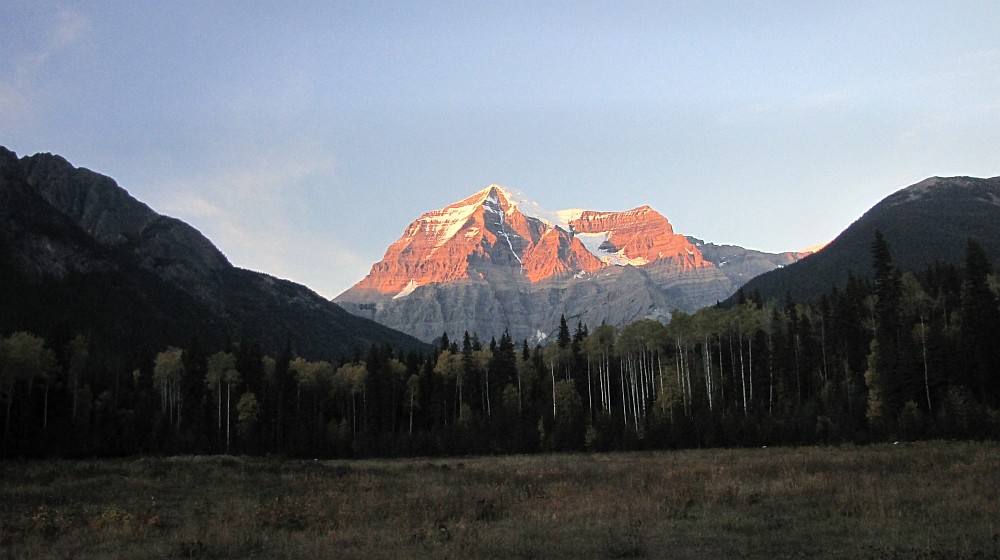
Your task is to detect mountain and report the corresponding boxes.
[0,147,428,360]
[336,185,809,343]
[733,176,1000,304]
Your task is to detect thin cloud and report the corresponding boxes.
[13,9,92,78]
[1,9,92,125]
[152,143,365,298]
[0,81,27,117]
[166,193,225,219]
[52,10,92,50]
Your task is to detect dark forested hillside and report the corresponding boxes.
[733,176,1000,304]
[0,146,427,362]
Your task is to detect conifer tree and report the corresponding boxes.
[866,231,903,432]
[557,315,571,349]
[959,239,1000,406]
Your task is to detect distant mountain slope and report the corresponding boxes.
[687,237,805,286]
[0,147,428,360]
[337,185,808,343]
[734,176,1000,303]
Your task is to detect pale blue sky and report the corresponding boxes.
[3,1,999,297]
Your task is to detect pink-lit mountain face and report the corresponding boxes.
[336,185,810,343]
[343,186,603,298]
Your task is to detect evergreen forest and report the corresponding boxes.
[2,233,998,458]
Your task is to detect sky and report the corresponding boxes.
[3,1,999,298]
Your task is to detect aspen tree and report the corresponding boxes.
[206,351,237,445]
[1,333,56,435]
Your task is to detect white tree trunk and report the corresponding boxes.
[226,383,231,453]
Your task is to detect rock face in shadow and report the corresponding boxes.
[0,146,427,359]
[337,185,808,343]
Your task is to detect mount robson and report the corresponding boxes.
[336,186,815,343]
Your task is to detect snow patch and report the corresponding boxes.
[555,208,584,227]
[420,203,480,253]
[483,191,502,214]
[497,213,524,269]
[575,231,612,257]
[498,230,522,266]
[393,279,420,299]
[577,211,618,221]
[602,252,649,267]
[491,185,574,230]
[574,231,647,266]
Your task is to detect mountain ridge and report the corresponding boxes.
[0,146,429,360]
[337,185,810,342]
[731,175,1000,304]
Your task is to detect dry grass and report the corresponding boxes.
[1,441,998,559]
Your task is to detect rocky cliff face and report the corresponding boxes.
[346,186,604,298]
[565,206,707,269]
[337,185,807,343]
[18,152,234,305]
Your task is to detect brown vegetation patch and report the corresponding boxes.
[0,441,997,559]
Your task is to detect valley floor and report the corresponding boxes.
[1,441,997,559]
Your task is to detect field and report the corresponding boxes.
[1,441,998,559]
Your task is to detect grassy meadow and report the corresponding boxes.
[1,441,998,559]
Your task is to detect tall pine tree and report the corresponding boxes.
[959,239,1000,407]
[866,231,904,432]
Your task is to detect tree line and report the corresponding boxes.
[2,233,998,458]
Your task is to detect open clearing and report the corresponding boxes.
[1,441,998,559]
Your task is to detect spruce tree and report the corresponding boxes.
[557,315,571,349]
[867,231,903,432]
[959,239,1000,406]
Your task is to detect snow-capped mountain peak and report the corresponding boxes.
[491,185,575,231]
[335,183,813,343]
[339,184,718,299]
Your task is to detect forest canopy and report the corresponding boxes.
[2,234,998,458]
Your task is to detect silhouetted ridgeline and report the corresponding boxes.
[733,176,1000,304]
